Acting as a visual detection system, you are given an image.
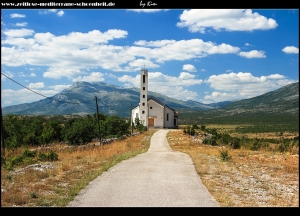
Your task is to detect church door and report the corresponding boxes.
[148,118,154,127]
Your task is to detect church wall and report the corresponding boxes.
[148,100,164,128]
[131,106,140,125]
[164,106,175,128]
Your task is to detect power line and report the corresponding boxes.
[1,72,95,104]
[2,72,51,98]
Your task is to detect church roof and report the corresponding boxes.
[131,96,175,111]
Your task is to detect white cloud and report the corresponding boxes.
[1,71,14,80]
[57,11,64,17]
[127,9,169,13]
[202,72,296,103]
[2,29,240,76]
[16,22,28,27]
[48,84,72,91]
[134,40,176,47]
[282,46,299,54]
[3,28,35,38]
[28,82,45,89]
[177,9,278,33]
[118,72,203,101]
[1,88,57,105]
[18,72,36,77]
[39,9,64,16]
[72,72,105,82]
[10,13,25,18]
[179,72,196,79]
[182,64,197,72]
[3,100,12,105]
[44,68,83,79]
[239,50,266,58]
[18,72,26,77]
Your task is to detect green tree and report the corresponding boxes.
[2,114,23,148]
[41,120,62,144]
[63,117,96,145]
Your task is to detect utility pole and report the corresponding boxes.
[95,96,101,146]
[130,103,133,135]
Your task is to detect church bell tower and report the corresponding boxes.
[139,68,148,127]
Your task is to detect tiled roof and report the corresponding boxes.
[131,96,176,112]
[148,96,175,111]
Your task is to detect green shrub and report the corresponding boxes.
[219,149,232,162]
[38,150,58,161]
[229,138,241,149]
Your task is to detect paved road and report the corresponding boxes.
[67,129,219,207]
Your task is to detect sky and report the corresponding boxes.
[1,8,299,108]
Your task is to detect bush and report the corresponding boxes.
[38,150,58,161]
[219,149,232,162]
[229,138,241,149]
[249,139,260,151]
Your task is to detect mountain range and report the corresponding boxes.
[2,81,299,119]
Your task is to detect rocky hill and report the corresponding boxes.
[2,81,230,117]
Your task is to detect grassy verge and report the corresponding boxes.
[1,130,157,207]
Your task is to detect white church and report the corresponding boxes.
[131,68,178,129]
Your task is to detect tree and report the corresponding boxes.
[63,117,96,145]
[41,120,62,144]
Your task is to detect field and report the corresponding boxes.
[1,124,299,207]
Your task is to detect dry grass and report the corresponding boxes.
[167,129,299,207]
[1,127,299,207]
[1,130,157,207]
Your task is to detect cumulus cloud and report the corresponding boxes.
[10,13,25,18]
[48,84,72,91]
[203,72,296,103]
[182,64,197,72]
[44,68,83,79]
[177,9,278,33]
[134,40,176,47]
[72,72,105,82]
[118,72,203,101]
[57,11,64,17]
[28,82,45,89]
[239,50,266,58]
[1,88,57,106]
[2,28,240,76]
[3,28,35,37]
[282,46,299,54]
[1,71,14,80]
[16,22,28,27]
[18,72,36,77]
[39,9,64,16]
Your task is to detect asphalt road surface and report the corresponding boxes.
[67,129,220,207]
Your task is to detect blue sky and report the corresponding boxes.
[1,9,299,108]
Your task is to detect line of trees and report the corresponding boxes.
[2,113,133,149]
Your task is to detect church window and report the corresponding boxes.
[142,111,145,114]
[150,107,152,109]
[167,113,169,121]
[142,103,145,106]
[143,95,145,98]
[143,75,145,83]
[143,87,145,90]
